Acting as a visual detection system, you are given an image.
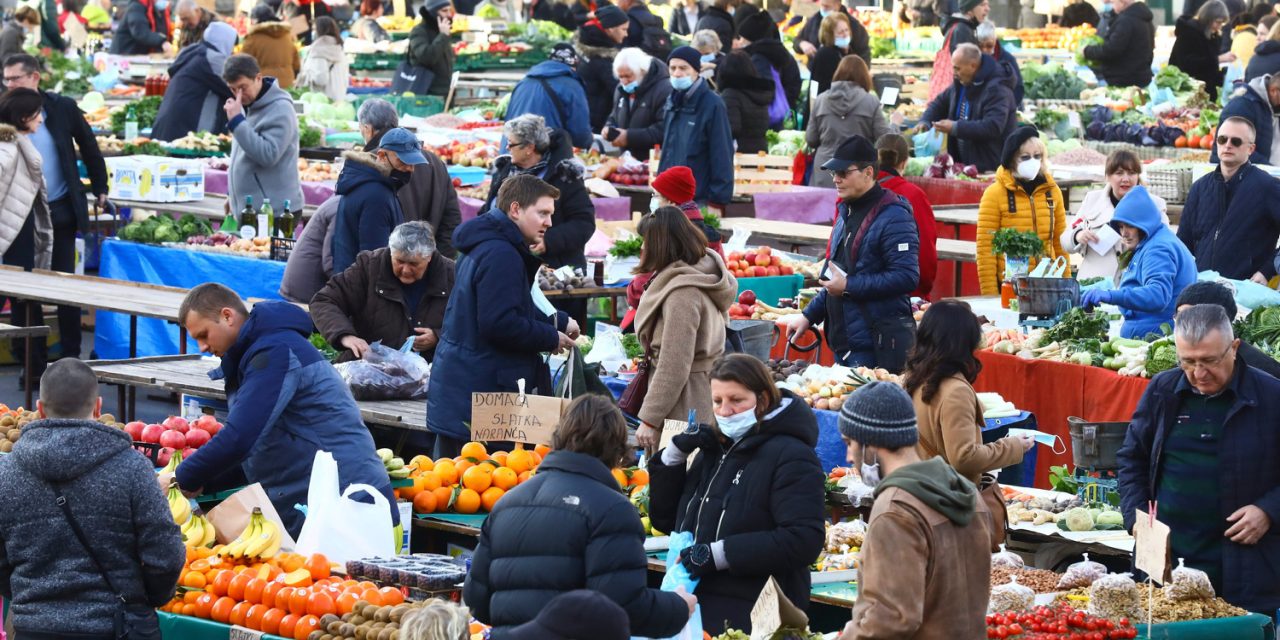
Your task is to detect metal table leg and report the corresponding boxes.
[179,326,187,355]
[129,315,138,359]
[23,302,33,409]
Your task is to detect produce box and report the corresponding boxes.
[1137,613,1275,640]
[353,93,445,119]
[737,274,803,307]
[454,49,544,71]
[105,155,205,203]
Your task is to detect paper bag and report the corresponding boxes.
[749,576,809,640]
[206,483,297,551]
[294,451,395,565]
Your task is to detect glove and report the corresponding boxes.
[1080,289,1112,309]
[670,424,719,455]
[678,543,715,579]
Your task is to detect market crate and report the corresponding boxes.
[454,50,544,71]
[732,152,795,194]
[269,236,296,262]
[353,94,445,118]
[903,175,993,205]
[1145,162,1198,204]
[737,274,804,307]
[351,52,403,71]
[1083,140,1189,161]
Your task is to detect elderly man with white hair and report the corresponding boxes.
[1118,303,1280,616]
[974,20,1023,107]
[603,47,672,158]
[175,0,217,48]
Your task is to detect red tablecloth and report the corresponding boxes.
[974,351,1151,488]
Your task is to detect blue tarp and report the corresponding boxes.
[95,239,286,358]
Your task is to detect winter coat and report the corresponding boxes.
[0,125,52,269]
[976,167,1068,295]
[1245,39,1280,81]
[242,22,302,88]
[1170,16,1225,101]
[991,44,1024,108]
[720,71,773,154]
[695,5,735,52]
[913,374,1027,486]
[297,35,350,102]
[110,0,169,54]
[1212,76,1277,165]
[530,0,577,32]
[635,250,736,427]
[846,458,994,640]
[464,451,689,638]
[801,186,919,362]
[670,2,702,35]
[745,37,802,110]
[807,81,892,188]
[941,13,978,51]
[658,79,735,205]
[795,6,870,64]
[1177,163,1280,280]
[921,53,1017,172]
[362,131,461,259]
[177,7,215,48]
[1060,1,1100,27]
[878,170,938,299]
[505,60,594,149]
[312,247,456,362]
[1109,187,1197,339]
[808,44,846,96]
[0,22,26,63]
[0,419,186,637]
[151,41,234,141]
[426,209,568,442]
[38,90,109,232]
[648,391,826,634]
[1061,186,1169,283]
[279,195,337,303]
[406,21,455,96]
[174,302,400,538]
[606,57,671,159]
[1118,360,1280,613]
[332,150,405,275]
[226,77,303,224]
[575,25,622,131]
[622,1,661,50]
[1083,2,1155,87]
[483,130,595,270]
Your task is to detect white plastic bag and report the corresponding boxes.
[295,450,395,565]
[585,323,630,373]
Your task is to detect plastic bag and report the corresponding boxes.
[913,129,945,158]
[1089,572,1141,620]
[992,543,1025,569]
[584,323,630,374]
[655,531,702,640]
[334,339,430,400]
[294,450,395,565]
[826,520,867,553]
[1058,552,1107,589]
[990,575,1034,612]
[1167,557,1215,601]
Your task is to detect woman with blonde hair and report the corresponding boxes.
[809,12,856,94]
[807,55,892,189]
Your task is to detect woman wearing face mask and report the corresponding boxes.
[1170,0,1233,101]
[691,29,723,86]
[808,12,856,95]
[1078,185,1198,339]
[975,125,1068,295]
[604,47,671,160]
[658,46,734,213]
[648,354,825,635]
[1061,149,1169,283]
[111,0,175,55]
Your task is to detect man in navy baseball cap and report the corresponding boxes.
[376,127,428,169]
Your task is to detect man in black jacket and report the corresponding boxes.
[695,0,737,51]
[3,54,109,364]
[1176,281,1280,381]
[793,0,870,65]
[616,0,664,51]
[1082,0,1155,87]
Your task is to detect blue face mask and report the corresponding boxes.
[701,53,716,63]
[726,6,734,15]
[835,36,851,48]
[156,0,169,9]
[715,407,757,441]
[621,80,639,93]
[671,75,694,91]
[819,8,831,17]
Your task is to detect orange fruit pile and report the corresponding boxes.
[397,442,551,516]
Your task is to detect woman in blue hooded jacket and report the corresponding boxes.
[1080,185,1197,339]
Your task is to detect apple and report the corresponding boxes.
[185,428,211,448]
[727,251,742,263]
[757,246,772,256]
[766,266,781,276]
[182,447,197,459]
[155,447,173,468]
[755,254,771,267]
[770,255,782,267]
[159,429,187,450]
[123,421,145,441]
[141,423,166,444]
[752,266,767,277]
[738,290,757,306]
[163,416,189,433]
[780,265,795,275]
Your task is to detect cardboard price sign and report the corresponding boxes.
[658,419,691,451]
[750,576,809,640]
[471,392,565,445]
[1134,508,1172,585]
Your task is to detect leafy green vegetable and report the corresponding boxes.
[122,141,165,156]
[1155,65,1198,93]
[620,333,642,359]
[990,228,1044,258]
[702,209,721,230]
[1234,305,1280,363]
[1022,62,1086,100]
[1049,464,1079,494]
[299,124,324,149]
[609,236,643,258]
[870,37,895,58]
[309,332,339,361]
[110,96,163,136]
[1145,336,1178,376]
[1043,307,1110,344]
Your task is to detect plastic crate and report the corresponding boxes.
[1014,276,1080,318]
[736,274,804,307]
[1145,163,1196,204]
[270,236,296,262]
[354,94,444,118]
[454,50,544,71]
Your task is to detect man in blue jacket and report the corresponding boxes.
[1177,116,1280,284]
[918,43,1017,172]
[167,284,399,539]
[504,44,593,150]
[779,135,920,369]
[332,127,428,274]
[1118,304,1280,615]
[657,46,734,211]
[427,174,579,458]
[1211,73,1280,164]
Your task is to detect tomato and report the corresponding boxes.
[1008,623,1024,635]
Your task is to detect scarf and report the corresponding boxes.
[143,0,170,37]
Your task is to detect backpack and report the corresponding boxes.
[767,66,790,128]
[639,15,673,59]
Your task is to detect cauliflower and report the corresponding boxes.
[1145,337,1178,377]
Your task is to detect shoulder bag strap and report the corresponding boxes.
[49,481,128,606]
[535,77,570,126]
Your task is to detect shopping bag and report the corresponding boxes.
[294,450,395,565]
[206,483,298,550]
[553,345,611,399]
[650,531,703,640]
[928,31,955,102]
[391,59,436,95]
[913,129,945,158]
[334,338,431,400]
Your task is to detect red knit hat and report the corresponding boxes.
[651,166,697,204]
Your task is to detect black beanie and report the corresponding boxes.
[736,11,773,42]
[505,590,630,640]
[1000,124,1040,170]
[595,4,628,28]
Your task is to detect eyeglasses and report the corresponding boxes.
[1,75,29,85]
[1217,135,1248,148]
[1177,344,1233,371]
[826,166,869,180]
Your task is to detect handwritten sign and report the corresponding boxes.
[657,419,691,451]
[1134,508,1171,585]
[750,576,808,640]
[470,392,564,445]
[229,626,264,640]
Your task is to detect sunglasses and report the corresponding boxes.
[827,165,870,179]
[1217,135,1248,148]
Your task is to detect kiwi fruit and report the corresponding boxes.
[362,604,380,619]
[339,622,356,636]
[99,413,116,423]
[327,620,343,634]
[350,615,367,626]
[354,627,369,640]
[321,614,340,626]
[373,608,391,623]
[388,605,409,623]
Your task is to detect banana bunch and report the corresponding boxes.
[378,448,411,479]
[167,482,191,526]
[161,450,183,473]
[181,513,217,547]
[218,508,281,560]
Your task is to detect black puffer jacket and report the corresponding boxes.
[695,5,735,51]
[575,25,622,131]
[1082,1,1155,87]
[720,71,774,153]
[648,391,826,635]
[607,57,672,159]
[941,13,977,51]
[463,450,689,638]
[1246,39,1280,81]
[745,37,802,111]
[1169,15,1224,101]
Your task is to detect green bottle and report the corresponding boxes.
[238,195,255,237]
[258,198,273,239]
[278,199,295,238]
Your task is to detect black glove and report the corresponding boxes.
[678,543,715,578]
[670,423,718,455]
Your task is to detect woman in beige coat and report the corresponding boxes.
[902,300,1031,485]
[633,207,737,450]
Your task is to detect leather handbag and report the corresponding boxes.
[617,351,651,417]
[979,473,1009,552]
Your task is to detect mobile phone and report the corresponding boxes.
[820,261,846,281]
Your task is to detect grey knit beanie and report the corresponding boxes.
[838,381,919,450]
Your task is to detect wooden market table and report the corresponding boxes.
[0,323,50,409]
[541,285,627,324]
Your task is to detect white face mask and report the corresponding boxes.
[649,196,663,213]
[715,407,757,441]
[859,446,881,487]
[1015,158,1041,180]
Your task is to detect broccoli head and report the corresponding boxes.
[1145,338,1178,377]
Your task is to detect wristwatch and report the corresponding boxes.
[686,543,712,569]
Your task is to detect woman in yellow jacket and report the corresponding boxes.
[976,125,1067,295]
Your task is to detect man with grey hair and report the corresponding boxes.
[175,0,217,48]
[357,98,461,258]
[311,220,456,363]
[974,20,1022,107]
[604,46,671,157]
[917,42,1016,171]
[1118,303,1280,615]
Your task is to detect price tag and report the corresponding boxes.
[1134,507,1171,584]
[879,86,899,106]
[657,419,690,452]
[1067,110,1083,131]
[749,576,808,640]
[470,391,564,445]
[229,627,264,640]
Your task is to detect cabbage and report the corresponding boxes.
[1097,510,1124,526]
[333,102,356,121]
[1064,507,1095,532]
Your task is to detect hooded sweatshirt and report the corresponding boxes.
[226,76,303,220]
[807,81,892,188]
[0,419,186,635]
[1246,38,1280,81]
[151,23,238,141]
[297,34,351,102]
[1109,185,1197,339]
[505,60,593,149]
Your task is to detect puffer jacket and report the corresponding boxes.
[635,250,736,428]
[1082,1,1155,87]
[606,57,671,159]
[658,78,735,205]
[226,77,303,224]
[241,22,302,88]
[575,25,621,131]
[976,167,1068,295]
[0,419,186,637]
[331,150,405,275]
[1245,39,1280,81]
[1176,162,1280,280]
[279,195,337,303]
[920,53,1017,172]
[720,70,773,154]
[1212,76,1277,165]
[463,451,689,638]
[505,60,593,149]
[1061,186,1169,283]
[0,125,52,269]
[1108,185,1197,339]
[941,12,977,51]
[311,247,456,362]
[648,391,826,635]
[174,302,400,537]
[807,81,892,188]
[296,35,350,102]
[151,40,235,141]
[363,131,462,259]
